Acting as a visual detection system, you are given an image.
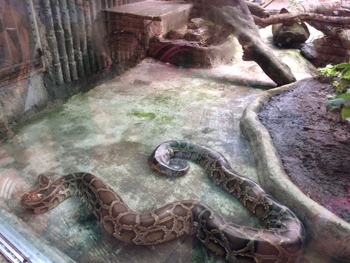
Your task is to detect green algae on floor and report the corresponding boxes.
[127,110,156,120]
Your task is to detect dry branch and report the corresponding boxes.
[253,12,350,29]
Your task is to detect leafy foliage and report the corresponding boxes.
[317,63,350,121]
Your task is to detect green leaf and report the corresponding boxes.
[317,65,337,77]
[336,79,350,93]
[337,93,350,100]
[318,63,350,80]
[341,68,350,80]
[334,63,350,70]
[327,98,346,110]
[320,63,350,119]
[341,106,350,120]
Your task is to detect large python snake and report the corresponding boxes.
[21,140,306,262]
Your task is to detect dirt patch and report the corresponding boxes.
[258,78,350,222]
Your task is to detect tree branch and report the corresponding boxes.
[254,12,350,29]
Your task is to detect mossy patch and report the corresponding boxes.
[127,110,156,120]
[197,92,210,101]
[152,94,173,105]
[158,115,173,123]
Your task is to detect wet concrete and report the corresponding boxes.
[0,30,317,262]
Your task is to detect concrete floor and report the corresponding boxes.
[0,28,319,262]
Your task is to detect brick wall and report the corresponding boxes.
[106,13,153,65]
[105,1,193,65]
[302,33,350,67]
[312,36,350,66]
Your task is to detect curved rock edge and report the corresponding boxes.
[240,77,350,261]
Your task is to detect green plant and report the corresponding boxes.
[317,63,350,121]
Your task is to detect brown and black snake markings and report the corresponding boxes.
[21,140,306,263]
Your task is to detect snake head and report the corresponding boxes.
[149,142,189,177]
[21,174,53,214]
[21,190,49,214]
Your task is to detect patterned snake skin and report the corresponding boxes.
[21,140,306,262]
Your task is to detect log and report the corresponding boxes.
[246,1,270,18]
[201,0,296,86]
[242,38,296,85]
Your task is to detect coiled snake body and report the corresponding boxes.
[22,140,305,262]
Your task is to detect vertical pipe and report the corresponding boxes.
[50,0,71,83]
[0,16,14,63]
[90,0,98,21]
[77,0,90,74]
[101,0,106,10]
[59,0,78,80]
[91,0,103,70]
[67,0,85,77]
[98,9,108,69]
[84,0,98,72]
[41,0,64,84]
